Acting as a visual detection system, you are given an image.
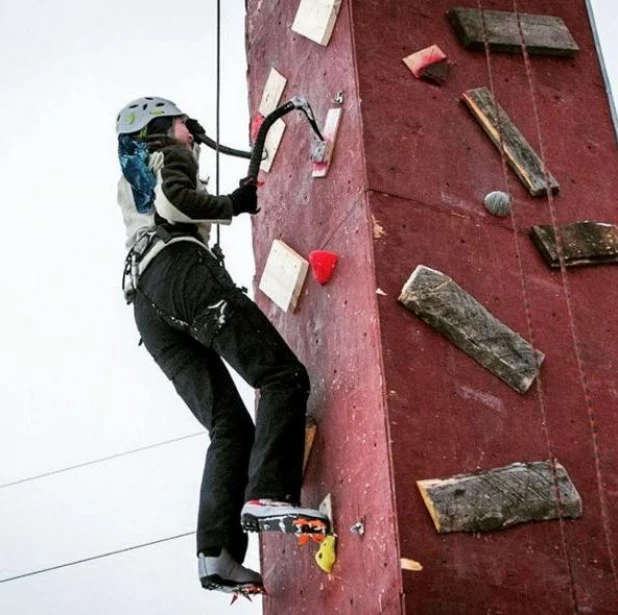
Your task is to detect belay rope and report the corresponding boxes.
[477,0,618,608]
[208,3,323,262]
[213,0,222,260]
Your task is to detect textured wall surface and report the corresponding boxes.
[246,1,402,613]
[246,1,618,613]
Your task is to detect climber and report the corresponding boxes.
[115,96,329,594]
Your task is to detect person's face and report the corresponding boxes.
[173,116,194,149]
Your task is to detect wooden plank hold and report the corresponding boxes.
[260,118,286,173]
[303,416,318,474]
[447,7,579,57]
[258,239,309,312]
[530,221,618,268]
[463,87,560,197]
[417,460,582,534]
[311,106,343,177]
[258,68,288,116]
[292,0,342,47]
[399,266,544,393]
[252,69,288,173]
[400,558,423,572]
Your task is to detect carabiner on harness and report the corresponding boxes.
[122,230,160,304]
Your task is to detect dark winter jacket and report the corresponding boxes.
[118,141,233,265]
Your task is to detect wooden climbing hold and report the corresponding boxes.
[399,265,544,394]
[292,0,343,47]
[258,68,287,117]
[530,221,618,268]
[312,106,343,178]
[258,239,309,312]
[417,460,582,534]
[447,7,579,57]
[463,87,560,197]
[400,558,423,572]
[303,416,318,475]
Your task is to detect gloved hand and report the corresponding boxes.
[229,178,259,216]
[185,118,207,143]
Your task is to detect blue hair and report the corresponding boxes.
[118,134,156,214]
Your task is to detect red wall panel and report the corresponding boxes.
[246,0,618,613]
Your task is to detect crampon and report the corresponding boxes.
[229,584,266,605]
[241,500,331,536]
[202,578,265,604]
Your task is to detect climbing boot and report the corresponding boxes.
[198,548,263,593]
[241,499,330,535]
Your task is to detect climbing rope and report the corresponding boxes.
[214,0,222,254]
[477,0,618,605]
[475,2,579,609]
[511,0,618,594]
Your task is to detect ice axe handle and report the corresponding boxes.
[246,101,295,180]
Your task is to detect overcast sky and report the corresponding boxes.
[0,2,616,614]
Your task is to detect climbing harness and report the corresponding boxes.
[121,223,199,304]
[122,229,162,304]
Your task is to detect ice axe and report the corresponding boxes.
[189,97,323,185]
[246,96,324,182]
[187,119,252,160]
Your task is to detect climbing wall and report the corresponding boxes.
[246,1,618,613]
[246,1,403,613]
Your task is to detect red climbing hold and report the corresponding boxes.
[403,45,449,85]
[309,250,338,285]
[250,113,265,144]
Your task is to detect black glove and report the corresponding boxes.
[229,179,259,216]
[185,118,207,143]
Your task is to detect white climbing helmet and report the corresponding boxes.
[116,96,185,134]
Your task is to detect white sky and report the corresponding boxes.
[0,2,616,614]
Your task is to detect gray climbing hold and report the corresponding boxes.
[484,191,512,217]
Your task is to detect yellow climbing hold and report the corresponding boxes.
[315,535,337,573]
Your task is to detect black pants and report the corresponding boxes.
[133,242,309,563]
